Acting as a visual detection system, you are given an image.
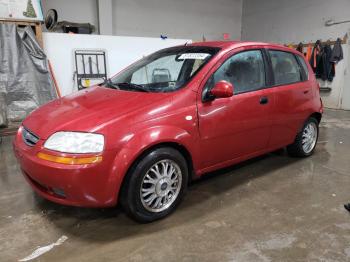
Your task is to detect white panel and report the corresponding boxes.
[341,42,350,110]
[43,33,191,96]
[319,45,349,109]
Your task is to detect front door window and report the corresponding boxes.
[204,50,266,98]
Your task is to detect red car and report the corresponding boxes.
[13,41,323,222]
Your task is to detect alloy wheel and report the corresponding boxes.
[302,122,318,154]
[140,159,182,213]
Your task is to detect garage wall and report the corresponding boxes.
[241,0,350,110]
[42,0,99,33]
[42,0,242,40]
[241,0,350,43]
[112,0,242,40]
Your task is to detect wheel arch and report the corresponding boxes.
[127,142,194,177]
[118,141,194,206]
[309,112,322,124]
[297,112,322,133]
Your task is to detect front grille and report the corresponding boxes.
[22,127,39,146]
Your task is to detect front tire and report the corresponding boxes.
[287,117,319,157]
[120,147,188,223]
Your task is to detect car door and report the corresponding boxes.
[197,48,273,169]
[267,50,313,148]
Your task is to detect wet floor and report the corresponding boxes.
[1,109,350,261]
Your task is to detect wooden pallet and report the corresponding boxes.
[0,19,43,47]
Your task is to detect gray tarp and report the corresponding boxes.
[0,23,57,126]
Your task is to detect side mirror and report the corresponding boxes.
[209,81,234,100]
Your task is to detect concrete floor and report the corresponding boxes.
[1,109,350,262]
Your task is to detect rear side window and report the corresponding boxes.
[295,55,309,80]
[269,50,302,86]
[205,50,265,95]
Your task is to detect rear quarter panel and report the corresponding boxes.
[267,47,322,148]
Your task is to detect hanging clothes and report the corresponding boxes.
[320,44,335,82]
[296,42,303,53]
[330,38,343,63]
[306,44,312,62]
[309,40,323,73]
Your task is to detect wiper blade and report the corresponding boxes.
[115,82,150,92]
[101,78,119,89]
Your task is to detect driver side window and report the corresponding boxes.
[204,50,266,96]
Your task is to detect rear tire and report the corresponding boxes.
[287,117,319,157]
[120,147,188,223]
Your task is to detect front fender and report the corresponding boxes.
[108,125,200,205]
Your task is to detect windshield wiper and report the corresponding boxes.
[115,82,150,92]
[101,78,120,89]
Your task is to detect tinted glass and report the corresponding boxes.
[295,55,309,80]
[205,50,265,95]
[269,50,301,85]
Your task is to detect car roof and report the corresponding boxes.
[189,41,300,55]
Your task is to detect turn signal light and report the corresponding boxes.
[37,152,102,165]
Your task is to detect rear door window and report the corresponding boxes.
[295,55,309,81]
[269,50,302,86]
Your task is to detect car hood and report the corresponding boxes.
[23,86,171,139]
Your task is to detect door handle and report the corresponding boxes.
[303,90,309,94]
[260,96,269,105]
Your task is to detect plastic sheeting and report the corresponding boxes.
[0,24,57,125]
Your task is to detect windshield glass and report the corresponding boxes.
[109,46,220,93]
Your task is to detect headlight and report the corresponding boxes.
[44,132,104,154]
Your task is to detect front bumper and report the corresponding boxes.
[13,129,119,207]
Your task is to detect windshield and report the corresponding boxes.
[109,46,220,93]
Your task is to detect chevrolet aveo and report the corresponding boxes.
[13,41,323,222]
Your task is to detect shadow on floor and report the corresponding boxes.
[31,148,307,243]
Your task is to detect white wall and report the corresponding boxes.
[242,0,350,110]
[42,0,242,40]
[43,33,190,96]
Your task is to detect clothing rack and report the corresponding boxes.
[288,33,348,49]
